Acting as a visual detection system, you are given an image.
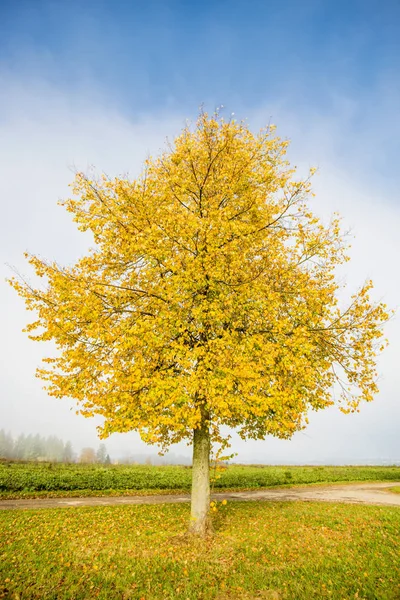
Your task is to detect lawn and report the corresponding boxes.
[0,501,399,599]
[1,462,400,499]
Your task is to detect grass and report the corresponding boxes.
[0,501,399,599]
[1,462,400,499]
[388,486,400,494]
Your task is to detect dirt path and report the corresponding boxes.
[1,482,399,511]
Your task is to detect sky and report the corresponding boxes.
[0,0,399,464]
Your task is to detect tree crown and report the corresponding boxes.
[10,112,389,451]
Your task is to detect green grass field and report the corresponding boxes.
[1,501,399,599]
[1,462,400,499]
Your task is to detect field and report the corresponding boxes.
[1,464,400,598]
[1,462,400,498]
[1,501,399,599]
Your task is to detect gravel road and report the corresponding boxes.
[1,482,399,510]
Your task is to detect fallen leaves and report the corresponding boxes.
[0,501,399,599]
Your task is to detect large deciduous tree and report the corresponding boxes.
[10,112,389,535]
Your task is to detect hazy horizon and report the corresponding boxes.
[1,425,399,466]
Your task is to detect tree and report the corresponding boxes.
[10,111,389,535]
[79,447,96,464]
[13,433,26,460]
[45,435,64,461]
[63,440,75,463]
[96,443,108,464]
[0,430,14,459]
[31,433,44,460]
[24,434,36,460]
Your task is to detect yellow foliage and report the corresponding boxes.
[9,111,390,451]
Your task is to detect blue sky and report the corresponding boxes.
[1,0,399,187]
[0,0,399,463]
[1,0,399,113]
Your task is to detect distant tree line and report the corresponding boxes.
[0,430,110,464]
[80,444,111,464]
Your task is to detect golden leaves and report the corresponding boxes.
[9,111,390,449]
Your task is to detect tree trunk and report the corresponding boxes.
[189,422,212,535]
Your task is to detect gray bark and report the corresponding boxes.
[189,422,212,535]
